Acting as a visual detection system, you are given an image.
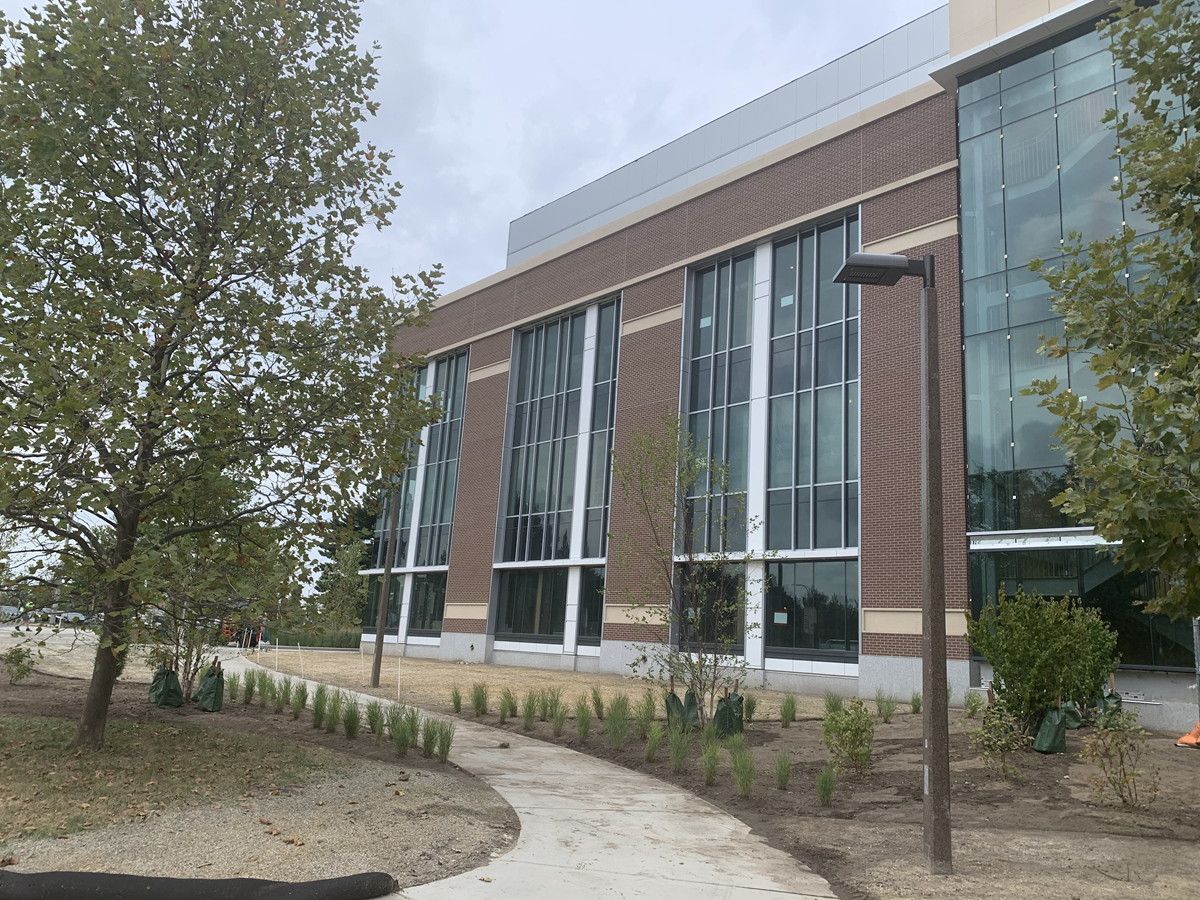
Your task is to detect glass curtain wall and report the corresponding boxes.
[415,353,469,566]
[370,365,428,570]
[496,568,569,641]
[765,561,859,660]
[959,25,1156,532]
[583,301,620,559]
[363,574,404,636]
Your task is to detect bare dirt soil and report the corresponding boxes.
[284,650,1200,900]
[0,671,518,887]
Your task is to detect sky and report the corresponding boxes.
[0,0,945,296]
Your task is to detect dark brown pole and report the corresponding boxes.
[371,488,400,688]
[920,254,952,874]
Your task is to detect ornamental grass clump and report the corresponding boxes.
[274,676,292,714]
[774,752,792,790]
[521,691,537,731]
[537,690,550,722]
[311,684,328,729]
[242,672,256,705]
[607,693,630,748]
[824,692,844,716]
[450,686,462,714]
[780,694,796,727]
[227,672,241,702]
[701,740,720,785]
[700,722,719,752]
[815,763,838,806]
[575,695,592,742]
[743,693,757,724]
[545,687,564,720]
[498,688,517,725]
[822,696,874,773]
[591,686,605,721]
[668,722,691,775]
[435,720,455,763]
[256,671,273,707]
[343,700,362,739]
[910,692,922,714]
[325,689,344,734]
[724,732,747,756]
[635,689,657,740]
[644,721,664,762]
[470,683,489,717]
[421,718,437,759]
[391,707,414,757]
[551,703,567,737]
[731,748,754,797]
[874,688,899,724]
[404,706,420,743]
[366,700,383,740]
[291,681,308,719]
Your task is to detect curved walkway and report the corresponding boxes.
[228,656,834,900]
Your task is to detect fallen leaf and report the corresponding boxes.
[394,791,404,797]
[385,782,396,787]
[265,829,281,836]
[0,857,17,867]
[479,877,492,883]
[315,801,324,807]
[259,818,272,825]
[78,803,90,809]
[348,800,358,805]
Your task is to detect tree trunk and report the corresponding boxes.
[68,602,127,750]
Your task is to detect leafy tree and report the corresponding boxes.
[310,539,369,629]
[1029,0,1200,619]
[611,412,758,726]
[0,0,440,748]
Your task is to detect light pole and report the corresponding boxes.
[833,251,952,875]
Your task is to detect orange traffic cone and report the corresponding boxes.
[1176,722,1200,748]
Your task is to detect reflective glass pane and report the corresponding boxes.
[728,346,752,404]
[1008,263,1060,327]
[1003,111,1063,269]
[767,489,792,551]
[1010,319,1067,469]
[960,96,1001,139]
[960,131,1005,278]
[1055,51,1115,104]
[960,72,999,106]
[691,268,716,357]
[1001,51,1052,88]
[964,331,1014,474]
[845,482,859,548]
[845,319,859,380]
[1054,28,1110,66]
[845,382,859,481]
[1058,90,1123,245]
[795,488,811,549]
[800,233,816,329]
[816,324,842,386]
[814,484,842,548]
[817,223,844,325]
[814,387,842,483]
[795,392,812,487]
[770,337,794,397]
[769,396,793,489]
[963,273,1007,335]
[726,404,749,493]
[772,239,797,337]
[1001,73,1055,124]
[731,256,753,347]
[797,331,813,391]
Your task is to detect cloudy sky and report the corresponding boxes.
[1,0,944,295]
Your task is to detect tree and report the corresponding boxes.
[1029,0,1200,620]
[0,0,440,748]
[611,412,757,726]
[311,539,369,629]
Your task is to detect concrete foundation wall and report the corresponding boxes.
[858,654,972,706]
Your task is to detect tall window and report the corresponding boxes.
[416,353,468,566]
[362,575,403,636]
[684,254,754,552]
[766,215,860,550]
[583,301,619,558]
[496,568,568,640]
[408,572,447,636]
[765,561,859,659]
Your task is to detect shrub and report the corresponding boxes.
[366,700,383,740]
[551,702,567,737]
[701,740,720,785]
[242,672,256,704]
[311,684,328,728]
[278,675,294,709]
[774,752,792,790]
[874,688,898,724]
[3,646,34,685]
[1080,709,1159,807]
[521,691,537,731]
[421,718,437,759]
[743,693,757,724]
[731,749,754,797]
[668,722,691,775]
[591,686,605,721]
[815,763,838,806]
[910,691,922,714]
[450,686,462,714]
[257,671,273,707]
[607,693,630,748]
[780,695,796,728]
[226,672,241,702]
[575,695,592,741]
[644,721,664,762]
[537,690,550,722]
[436,720,455,762]
[325,689,344,734]
[822,697,874,773]
[964,690,985,719]
[966,586,1119,732]
[343,701,361,739]
[634,689,656,740]
[970,701,1029,780]
[824,692,843,716]
[470,683,489,717]
[291,681,308,719]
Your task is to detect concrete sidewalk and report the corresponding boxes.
[228,655,835,900]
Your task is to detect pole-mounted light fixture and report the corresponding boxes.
[832,250,951,876]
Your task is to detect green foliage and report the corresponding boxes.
[730,748,754,797]
[256,671,273,708]
[325,690,344,734]
[634,689,657,740]
[0,0,443,749]
[970,701,1030,780]
[575,695,592,742]
[420,718,437,759]
[780,695,796,728]
[774,752,792,791]
[551,702,567,737]
[365,700,383,740]
[668,722,692,775]
[242,673,256,705]
[311,542,369,631]
[701,739,721,785]
[291,682,308,720]
[591,686,605,721]
[1019,0,1200,620]
[607,693,630,748]
[910,692,922,714]
[226,672,241,702]
[272,677,288,714]
[822,697,874,773]
[644,721,664,762]
[824,692,844,716]
[311,684,328,729]
[499,688,517,725]
[435,720,455,763]
[963,691,985,720]
[342,700,361,740]
[724,732,747,756]
[700,721,720,752]
[742,693,757,724]
[1080,709,1159,807]
[273,630,362,649]
[470,683,489,717]
[389,705,413,757]
[521,691,537,731]
[450,686,462,714]
[545,687,564,722]
[278,676,293,707]
[3,645,34,684]
[815,763,838,806]
[874,688,898,724]
[537,690,551,722]
[966,586,1119,732]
